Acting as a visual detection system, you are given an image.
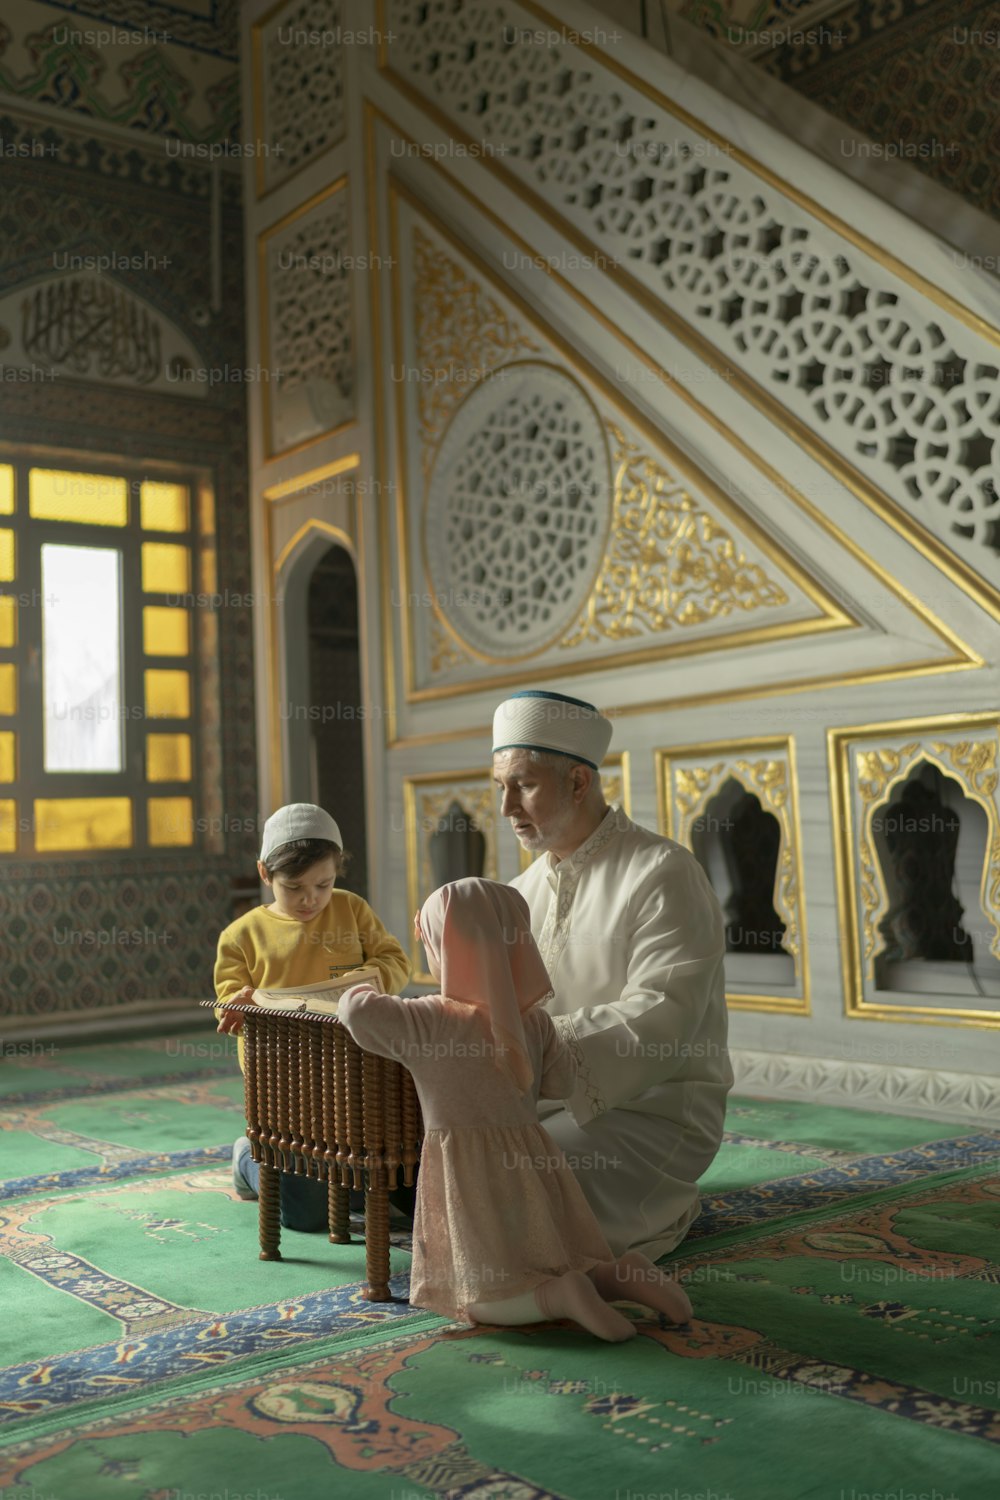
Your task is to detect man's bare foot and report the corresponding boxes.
[534,1270,637,1342]
[589,1252,693,1323]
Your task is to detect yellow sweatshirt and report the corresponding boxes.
[214,891,411,1072]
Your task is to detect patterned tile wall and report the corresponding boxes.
[0,101,256,1020]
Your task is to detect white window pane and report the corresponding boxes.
[42,545,123,773]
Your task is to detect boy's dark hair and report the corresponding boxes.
[263,837,351,879]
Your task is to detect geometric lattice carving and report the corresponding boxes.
[261,185,352,455]
[385,2,1000,567]
[254,0,346,196]
[412,225,543,475]
[424,363,611,657]
[561,422,790,645]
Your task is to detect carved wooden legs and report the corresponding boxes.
[258,1161,282,1261]
[329,1178,351,1244]
[362,1168,391,1301]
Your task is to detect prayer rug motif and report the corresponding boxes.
[4,1072,1000,1500]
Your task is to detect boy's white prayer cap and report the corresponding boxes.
[492,689,613,771]
[259,803,343,864]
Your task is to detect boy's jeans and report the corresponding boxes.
[235,1140,416,1232]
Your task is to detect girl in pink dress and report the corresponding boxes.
[338,877,692,1340]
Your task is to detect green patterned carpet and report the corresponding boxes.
[1,1030,999,1499]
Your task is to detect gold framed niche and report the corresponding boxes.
[656,737,809,1014]
[404,768,499,984]
[516,752,631,873]
[829,712,1000,1029]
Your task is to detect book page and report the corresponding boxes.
[252,966,384,1013]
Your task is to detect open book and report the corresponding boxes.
[251,966,384,1016]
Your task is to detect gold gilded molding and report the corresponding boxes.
[656,736,809,1014]
[366,96,999,632]
[262,453,361,503]
[273,519,355,579]
[430,608,476,675]
[404,768,497,982]
[412,225,542,477]
[829,712,1000,1029]
[561,422,789,648]
[365,102,400,747]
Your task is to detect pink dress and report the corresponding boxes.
[337,986,616,1325]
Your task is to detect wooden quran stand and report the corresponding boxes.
[203,999,423,1301]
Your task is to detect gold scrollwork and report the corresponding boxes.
[560,423,790,647]
[429,608,475,676]
[412,226,542,476]
[931,737,998,799]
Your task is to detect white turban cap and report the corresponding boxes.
[260,803,343,864]
[492,690,613,770]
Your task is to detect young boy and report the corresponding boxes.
[215,802,411,1230]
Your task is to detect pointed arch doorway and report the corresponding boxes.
[278,528,368,901]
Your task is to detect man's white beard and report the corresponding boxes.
[513,785,576,853]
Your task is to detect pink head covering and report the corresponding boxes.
[418,878,553,1095]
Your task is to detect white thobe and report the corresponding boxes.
[510,804,733,1259]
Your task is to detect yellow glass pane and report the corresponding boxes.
[0,800,15,852]
[143,607,190,657]
[147,733,191,782]
[148,796,194,846]
[0,596,15,647]
[140,481,189,533]
[142,543,190,594]
[0,530,13,582]
[0,664,15,715]
[145,669,190,719]
[0,466,13,515]
[0,732,14,782]
[34,797,132,851]
[29,469,127,526]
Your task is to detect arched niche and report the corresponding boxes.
[428,799,487,888]
[690,775,795,986]
[871,758,1000,1001]
[278,525,367,899]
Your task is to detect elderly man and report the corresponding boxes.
[494,688,733,1258]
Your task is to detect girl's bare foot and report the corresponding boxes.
[534,1270,637,1342]
[589,1252,692,1323]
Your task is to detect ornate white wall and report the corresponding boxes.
[240,0,1000,1120]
